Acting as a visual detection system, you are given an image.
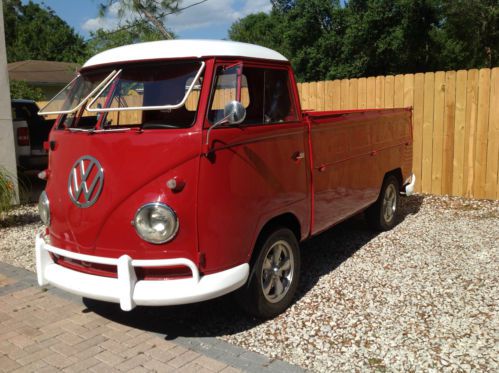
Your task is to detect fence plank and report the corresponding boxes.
[473,69,491,198]
[452,70,468,197]
[385,75,395,108]
[366,77,376,108]
[485,68,499,199]
[358,77,367,109]
[442,71,457,195]
[431,71,446,195]
[302,82,310,111]
[309,82,318,110]
[349,78,358,109]
[332,80,341,110]
[340,79,349,110]
[394,74,404,108]
[413,73,425,193]
[422,72,435,193]
[324,81,334,111]
[375,76,385,108]
[316,81,326,111]
[463,69,479,197]
[403,74,414,108]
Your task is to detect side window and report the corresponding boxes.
[208,65,249,123]
[263,69,297,123]
[208,65,297,125]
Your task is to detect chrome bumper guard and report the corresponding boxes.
[401,173,416,196]
[35,233,249,311]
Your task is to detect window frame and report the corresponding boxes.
[205,59,300,128]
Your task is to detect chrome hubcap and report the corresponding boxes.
[382,184,397,223]
[261,240,294,303]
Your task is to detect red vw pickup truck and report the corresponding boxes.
[36,40,414,318]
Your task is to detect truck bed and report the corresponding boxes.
[305,108,413,234]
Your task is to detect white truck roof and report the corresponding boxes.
[83,40,288,68]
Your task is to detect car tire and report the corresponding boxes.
[366,175,400,231]
[237,227,300,319]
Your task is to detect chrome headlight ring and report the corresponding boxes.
[132,203,179,244]
[38,190,50,226]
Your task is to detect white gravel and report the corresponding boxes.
[0,204,41,271]
[1,195,498,372]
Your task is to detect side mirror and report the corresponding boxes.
[223,100,246,125]
[204,101,246,150]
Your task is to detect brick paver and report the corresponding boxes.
[0,261,306,372]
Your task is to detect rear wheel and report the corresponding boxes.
[237,228,300,319]
[366,175,400,231]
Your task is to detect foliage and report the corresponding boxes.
[87,23,166,55]
[0,168,17,216]
[432,0,499,70]
[9,80,44,101]
[98,0,206,39]
[3,0,88,63]
[229,0,499,82]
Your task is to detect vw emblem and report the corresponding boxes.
[68,155,104,208]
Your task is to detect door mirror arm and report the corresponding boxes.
[203,101,246,154]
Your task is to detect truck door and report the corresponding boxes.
[197,62,310,273]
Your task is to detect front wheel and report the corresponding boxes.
[366,175,400,231]
[237,228,300,319]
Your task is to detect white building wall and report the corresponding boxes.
[0,2,19,202]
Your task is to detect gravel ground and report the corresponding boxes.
[1,195,498,372]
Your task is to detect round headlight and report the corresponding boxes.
[38,190,50,225]
[133,203,178,244]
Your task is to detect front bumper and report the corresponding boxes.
[35,233,249,311]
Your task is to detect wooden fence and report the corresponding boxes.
[297,68,499,200]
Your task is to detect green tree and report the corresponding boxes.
[98,0,207,39]
[336,0,440,77]
[228,12,286,55]
[229,0,499,81]
[3,0,87,63]
[433,0,499,69]
[87,23,166,55]
[9,80,44,101]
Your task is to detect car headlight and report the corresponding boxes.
[133,203,178,244]
[38,190,50,225]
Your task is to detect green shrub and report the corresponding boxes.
[0,167,17,216]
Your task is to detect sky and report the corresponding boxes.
[25,0,272,40]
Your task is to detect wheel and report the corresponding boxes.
[237,227,300,319]
[366,175,400,231]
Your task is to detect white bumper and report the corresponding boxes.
[35,233,249,311]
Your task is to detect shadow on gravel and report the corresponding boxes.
[0,210,40,228]
[84,195,424,339]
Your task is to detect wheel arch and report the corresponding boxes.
[384,168,403,189]
[249,213,301,266]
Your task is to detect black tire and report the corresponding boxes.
[237,227,300,319]
[366,175,400,231]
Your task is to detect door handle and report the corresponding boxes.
[292,151,305,161]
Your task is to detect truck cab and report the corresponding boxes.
[35,40,414,318]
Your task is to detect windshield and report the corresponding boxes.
[45,60,205,131]
[38,70,119,115]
